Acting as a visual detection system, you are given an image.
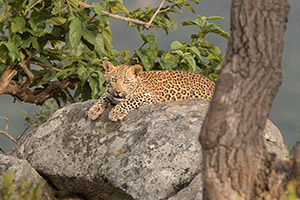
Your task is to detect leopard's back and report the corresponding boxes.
[137,70,215,103]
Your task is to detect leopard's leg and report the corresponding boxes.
[88,93,111,120]
[109,93,157,121]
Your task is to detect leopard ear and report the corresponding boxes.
[129,65,143,76]
[103,61,115,74]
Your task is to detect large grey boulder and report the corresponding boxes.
[12,99,287,200]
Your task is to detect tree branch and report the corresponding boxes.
[28,60,62,72]
[19,60,34,89]
[0,67,79,105]
[0,65,18,94]
[78,0,168,29]
[0,116,18,144]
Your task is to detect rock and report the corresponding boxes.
[12,99,287,200]
[264,120,288,160]
[0,154,54,199]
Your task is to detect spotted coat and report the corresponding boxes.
[88,61,215,121]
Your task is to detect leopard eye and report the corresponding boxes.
[110,78,117,82]
[123,80,129,84]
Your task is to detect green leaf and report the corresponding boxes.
[52,25,62,37]
[82,82,92,100]
[207,46,222,57]
[52,0,67,15]
[215,62,223,71]
[47,17,67,26]
[169,17,178,31]
[13,16,25,33]
[11,22,18,33]
[35,57,52,66]
[26,0,42,12]
[208,73,218,81]
[206,54,222,62]
[184,54,197,71]
[170,41,183,50]
[164,52,173,60]
[83,29,95,45]
[94,70,106,86]
[22,35,32,48]
[145,33,156,47]
[174,50,184,57]
[77,66,89,85]
[102,27,112,54]
[95,33,105,53]
[136,49,153,71]
[204,23,230,39]
[70,41,85,56]
[186,46,201,59]
[92,2,107,16]
[140,33,158,57]
[182,19,202,27]
[0,43,9,63]
[206,16,224,20]
[88,77,98,99]
[5,41,21,62]
[69,17,83,48]
[0,9,6,22]
[161,53,180,70]
[66,0,79,11]
[32,37,40,51]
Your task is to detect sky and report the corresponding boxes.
[0,0,299,152]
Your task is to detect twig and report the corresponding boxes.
[78,0,168,29]
[78,0,147,27]
[0,147,5,154]
[0,116,18,144]
[125,41,147,64]
[16,123,32,141]
[101,10,148,26]
[145,0,166,29]
[64,88,75,103]
[158,2,176,13]
[87,13,97,25]
[28,60,62,72]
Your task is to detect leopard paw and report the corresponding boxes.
[88,104,105,120]
[108,109,128,121]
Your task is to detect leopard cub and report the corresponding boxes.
[88,61,215,121]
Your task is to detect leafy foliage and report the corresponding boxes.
[0,171,43,200]
[129,15,229,80]
[160,15,229,81]
[0,0,229,129]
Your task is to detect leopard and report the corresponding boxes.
[88,61,215,121]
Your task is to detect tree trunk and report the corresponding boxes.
[199,0,290,199]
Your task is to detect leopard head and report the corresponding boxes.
[103,61,143,99]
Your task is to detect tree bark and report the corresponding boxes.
[199,0,290,199]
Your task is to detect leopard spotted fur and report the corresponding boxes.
[88,61,215,121]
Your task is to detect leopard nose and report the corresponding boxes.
[115,91,122,96]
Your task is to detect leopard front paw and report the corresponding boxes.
[108,109,128,121]
[88,103,105,120]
